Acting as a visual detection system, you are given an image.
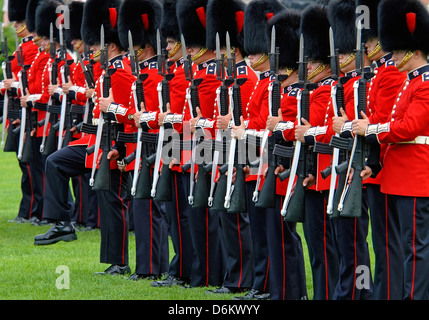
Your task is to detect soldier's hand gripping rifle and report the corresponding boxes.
[180,34,204,206]
[74,46,96,134]
[255,26,286,209]
[224,32,248,213]
[208,32,233,209]
[335,21,370,218]
[89,25,115,191]
[57,25,74,150]
[16,42,33,163]
[40,23,61,156]
[281,34,313,222]
[151,29,175,201]
[1,22,16,150]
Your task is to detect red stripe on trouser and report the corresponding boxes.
[27,164,34,218]
[385,194,390,300]
[352,218,357,300]
[175,174,183,276]
[206,208,209,286]
[118,172,126,265]
[323,197,329,300]
[411,197,416,300]
[150,199,153,274]
[237,213,243,288]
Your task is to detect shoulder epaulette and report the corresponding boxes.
[149,61,158,70]
[288,87,300,97]
[113,60,124,69]
[321,78,335,86]
[206,62,216,75]
[237,65,248,76]
[422,72,429,82]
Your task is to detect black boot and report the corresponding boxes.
[34,221,77,245]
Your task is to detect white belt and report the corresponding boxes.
[393,136,429,145]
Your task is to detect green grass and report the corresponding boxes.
[0,145,374,300]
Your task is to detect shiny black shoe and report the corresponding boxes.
[126,273,161,281]
[8,217,27,223]
[232,289,266,300]
[151,275,188,287]
[205,286,242,294]
[94,264,131,276]
[34,221,77,245]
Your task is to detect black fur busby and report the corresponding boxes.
[265,9,301,70]
[206,0,246,53]
[117,0,162,50]
[25,0,42,33]
[280,0,313,11]
[35,0,63,41]
[160,0,180,41]
[81,0,121,48]
[66,1,84,42]
[356,0,381,43]
[243,0,285,55]
[327,0,357,54]
[8,0,30,22]
[300,4,330,64]
[177,0,209,48]
[378,0,429,53]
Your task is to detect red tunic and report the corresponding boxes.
[374,65,429,197]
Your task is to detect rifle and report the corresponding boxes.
[1,22,17,150]
[280,34,314,222]
[208,32,232,210]
[40,23,61,156]
[335,21,370,218]
[255,26,286,209]
[224,32,248,213]
[180,34,204,207]
[57,24,74,150]
[16,41,33,163]
[122,30,150,199]
[90,25,115,191]
[324,26,346,216]
[74,46,95,134]
[152,29,175,202]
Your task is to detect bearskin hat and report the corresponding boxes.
[66,1,84,42]
[265,9,301,70]
[356,0,381,43]
[8,0,30,22]
[206,0,246,53]
[300,3,330,64]
[378,0,429,53]
[177,0,208,48]
[160,0,180,41]
[327,0,357,54]
[35,0,64,41]
[81,0,121,48]
[25,0,42,33]
[243,0,285,55]
[117,0,162,50]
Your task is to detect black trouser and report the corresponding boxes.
[388,194,429,300]
[303,189,339,300]
[16,135,44,220]
[163,171,194,280]
[367,184,404,300]
[219,209,254,291]
[266,195,307,300]
[44,145,129,265]
[132,197,169,276]
[331,189,373,300]
[245,181,269,293]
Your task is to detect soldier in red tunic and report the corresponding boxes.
[353,0,429,300]
[2,0,42,224]
[292,2,340,300]
[34,0,136,277]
